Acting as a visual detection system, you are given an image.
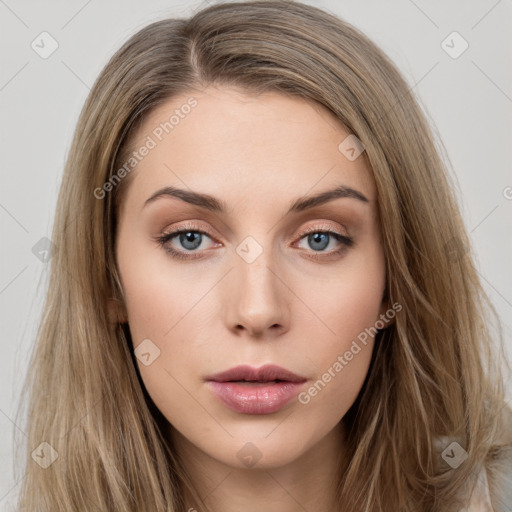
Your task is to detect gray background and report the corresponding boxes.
[1,0,511,508]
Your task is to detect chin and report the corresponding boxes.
[207,431,312,470]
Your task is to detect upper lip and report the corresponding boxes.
[206,364,307,383]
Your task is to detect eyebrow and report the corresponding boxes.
[143,184,369,214]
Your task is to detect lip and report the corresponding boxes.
[206,364,306,383]
[205,364,307,414]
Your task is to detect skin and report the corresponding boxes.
[113,86,389,512]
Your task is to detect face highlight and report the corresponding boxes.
[114,86,388,474]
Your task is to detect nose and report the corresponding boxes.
[223,251,291,338]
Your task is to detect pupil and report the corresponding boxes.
[309,233,329,251]
[180,231,201,250]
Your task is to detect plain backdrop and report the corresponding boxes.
[1,0,511,508]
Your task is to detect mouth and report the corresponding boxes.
[205,364,307,384]
[205,364,307,414]
[225,380,284,384]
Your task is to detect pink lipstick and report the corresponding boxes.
[205,364,307,414]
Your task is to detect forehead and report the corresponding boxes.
[120,86,376,213]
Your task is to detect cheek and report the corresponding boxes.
[293,244,385,411]
[116,236,217,426]
[298,241,385,351]
[117,231,203,342]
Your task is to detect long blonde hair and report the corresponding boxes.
[15,1,511,510]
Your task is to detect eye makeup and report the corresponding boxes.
[153,220,354,262]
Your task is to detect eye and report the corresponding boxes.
[295,226,354,260]
[154,222,354,261]
[154,222,219,260]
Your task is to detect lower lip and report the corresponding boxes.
[206,380,305,414]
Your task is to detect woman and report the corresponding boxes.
[15,1,512,510]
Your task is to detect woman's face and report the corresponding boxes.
[115,86,388,469]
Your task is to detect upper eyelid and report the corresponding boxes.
[161,223,346,240]
[160,223,348,250]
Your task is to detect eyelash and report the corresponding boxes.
[154,222,354,261]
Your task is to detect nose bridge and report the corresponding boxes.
[224,238,290,336]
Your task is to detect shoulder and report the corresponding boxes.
[436,404,512,512]
[483,403,512,512]
[463,465,495,512]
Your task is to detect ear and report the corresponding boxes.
[376,285,396,328]
[378,299,390,318]
[107,297,128,324]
